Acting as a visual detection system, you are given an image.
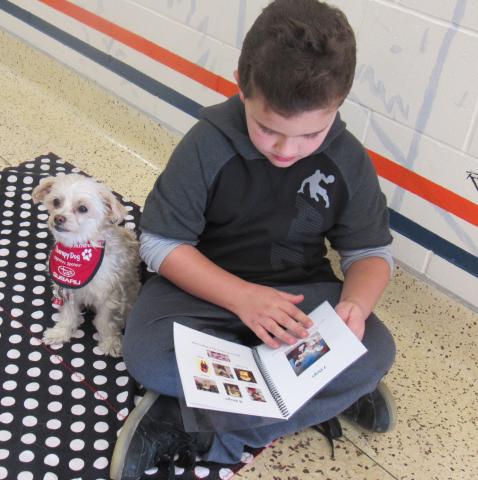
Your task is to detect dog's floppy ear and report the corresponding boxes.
[32,176,57,204]
[99,186,127,224]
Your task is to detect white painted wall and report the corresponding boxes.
[0,0,477,308]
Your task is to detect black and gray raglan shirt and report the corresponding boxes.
[140,95,392,286]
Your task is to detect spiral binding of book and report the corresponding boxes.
[252,348,290,418]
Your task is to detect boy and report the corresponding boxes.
[110,1,396,478]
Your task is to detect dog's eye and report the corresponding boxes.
[78,205,88,213]
[53,198,61,208]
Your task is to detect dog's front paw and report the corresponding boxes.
[98,336,123,357]
[43,325,74,345]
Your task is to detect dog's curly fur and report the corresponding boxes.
[32,173,140,357]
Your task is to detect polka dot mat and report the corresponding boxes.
[0,154,262,479]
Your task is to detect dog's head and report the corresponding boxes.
[32,173,127,245]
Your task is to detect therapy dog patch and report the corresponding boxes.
[49,241,105,288]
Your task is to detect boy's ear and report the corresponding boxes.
[233,70,245,103]
[32,176,57,204]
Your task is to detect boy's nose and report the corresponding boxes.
[274,136,297,156]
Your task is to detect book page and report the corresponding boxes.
[174,323,284,418]
[255,301,367,418]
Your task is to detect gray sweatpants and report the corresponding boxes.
[123,276,396,464]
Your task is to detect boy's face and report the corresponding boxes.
[239,90,338,168]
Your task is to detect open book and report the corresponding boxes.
[174,301,367,419]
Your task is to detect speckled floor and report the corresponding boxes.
[1,30,477,480]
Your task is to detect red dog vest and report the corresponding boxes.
[49,241,105,289]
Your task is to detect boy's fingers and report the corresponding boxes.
[263,318,297,345]
[255,325,280,349]
[282,304,313,328]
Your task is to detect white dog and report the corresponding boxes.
[32,173,141,357]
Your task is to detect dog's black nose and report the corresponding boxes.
[54,215,66,226]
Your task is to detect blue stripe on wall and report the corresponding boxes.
[1,1,477,279]
[0,0,202,119]
[389,209,477,278]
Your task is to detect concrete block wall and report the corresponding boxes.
[0,0,477,308]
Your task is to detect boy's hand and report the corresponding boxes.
[233,284,313,349]
[334,300,367,340]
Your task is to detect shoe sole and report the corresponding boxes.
[375,381,397,433]
[110,391,160,480]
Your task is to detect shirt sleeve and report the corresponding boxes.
[139,230,198,273]
[338,245,394,278]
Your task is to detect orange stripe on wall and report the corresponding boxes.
[39,0,239,97]
[368,150,478,228]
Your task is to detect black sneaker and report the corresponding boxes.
[110,391,214,480]
[341,381,397,433]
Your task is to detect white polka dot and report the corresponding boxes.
[48,401,62,412]
[18,230,30,237]
[10,320,22,329]
[8,334,22,344]
[10,308,23,317]
[72,372,85,382]
[24,398,39,410]
[20,433,36,445]
[31,299,45,307]
[5,364,19,374]
[7,175,17,182]
[115,362,127,371]
[31,310,44,319]
[94,390,108,401]
[29,323,43,333]
[16,249,28,258]
[71,358,84,368]
[17,472,34,480]
[93,360,107,370]
[25,382,40,392]
[19,450,35,463]
[48,385,63,397]
[94,421,109,433]
[23,176,34,185]
[94,375,107,385]
[12,295,25,303]
[34,252,47,260]
[1,397,15,407]
[93,457,109,469]
[93,439,109,451]
[71,343,84,353]
[0,431,12,442]
[3,380,17,390]
[28,351,42,361]
[116,391,128,403]
[34,263,46,271]
[27,367,41,377]
[219,468,234,480]
[0,413,13,424]
[94,405,108,416]
[117,408,129,421]
[44,472,58,480]
[22,416,37,427]
[49,369,63,380]
[46,419,61,430]
[71,388,85,399]
[49,354,63,365]
[116,376,129,387]
[34,274,46,281]
[70,439,85,451]
[37,231,48,238]
[45,436,60,448]
[71,404,85,416]
[194,466,210,478]
[0,449,9,460]
[44,453,60,467]
[33,286,46,295]
[0,260,7,267]
[69,458,84,471]
[36,242,47,250]
[71,421,85,433]
[7,348,20,360]
[13,283,26,291]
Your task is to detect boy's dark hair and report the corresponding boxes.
[237,0,356,115]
